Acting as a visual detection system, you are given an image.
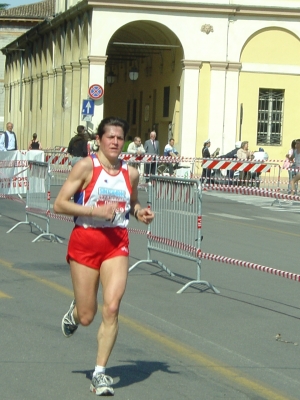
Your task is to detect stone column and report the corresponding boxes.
[22,77,31,150]
[208,62,227,153]
[208,62,241,154]
[223,62,242,152]
[46,70,55,147]
[179,59,202,158]
[62,64,73,145]
[70,61,81,136]
[39,72,49,148]
[53,67,63,146]
[79,58,89,127]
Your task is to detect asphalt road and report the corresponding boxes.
[1,188,300,400]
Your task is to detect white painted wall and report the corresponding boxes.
[179,65,201,157]
[56,0,300,14]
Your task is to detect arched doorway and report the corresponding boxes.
[104,21,183,152]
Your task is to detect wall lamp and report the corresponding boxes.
[106,70,116,86]
[129,66,139,81]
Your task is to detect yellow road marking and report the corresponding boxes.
[0,257,296,400]
[0,290,12,298]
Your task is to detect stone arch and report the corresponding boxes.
[240,27,300,64]
[237,26,300,159]
[104,20,183,145]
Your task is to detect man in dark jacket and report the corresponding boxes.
[144,131,160,180]
[219,141,241,185]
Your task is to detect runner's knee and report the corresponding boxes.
[102,301,120,320]
[77,308,96,326]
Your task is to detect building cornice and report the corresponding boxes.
[88,55,107,65]
[210,62,242,71]
[3,0,300,56]
[87,0,300,18]
[181,59,202,69]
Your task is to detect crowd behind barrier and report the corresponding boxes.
[1,154,300,293]
[6,160,62,243]
[1,149,299,201]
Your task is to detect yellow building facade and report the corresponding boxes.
[3,0,300,160]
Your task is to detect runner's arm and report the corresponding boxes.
[128,166,154,224]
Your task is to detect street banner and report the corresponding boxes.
[0,150,44,195]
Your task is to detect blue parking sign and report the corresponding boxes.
[82,99,94,116]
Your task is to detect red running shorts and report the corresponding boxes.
[67,225,129,270]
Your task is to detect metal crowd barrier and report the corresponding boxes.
[44,149,71,186]
[7,160,62,243]
[129,175,219,294]
[196,158,281,191]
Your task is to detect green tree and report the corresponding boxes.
[0,3,9,8]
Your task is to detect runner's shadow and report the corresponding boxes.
[73,359,178,388]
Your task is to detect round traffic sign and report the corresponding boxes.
[88,84,104,100]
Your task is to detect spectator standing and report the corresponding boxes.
[282,139,296,194]
[4,122,17,151]
[0,130,5,151]
[67,125,89,167]
[163,138,179,175]
[201,138,212,184]
[237,140,253,186]
[127,136,145,170]
[251,147,268,188]
[28,133,42,150]
[289,139,300,195]
[144,131,160,179]
[127,136,145,156]
[54,116,154,396]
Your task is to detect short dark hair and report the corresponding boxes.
[97,117,129,139]
[77,125,85,134]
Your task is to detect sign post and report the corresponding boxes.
[82,99,94,123]
[88,84,104,100]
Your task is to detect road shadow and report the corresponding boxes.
[72,359,178,388]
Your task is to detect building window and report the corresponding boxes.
[163,86,170,117]
[257,89,284,145]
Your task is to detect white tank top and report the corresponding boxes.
[74,155,132,229]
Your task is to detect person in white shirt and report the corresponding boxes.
[127,136,145,155]
[163,138,179,175]
[0,131,6,151]
[4,122,18,151]
[127,136,145,169]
